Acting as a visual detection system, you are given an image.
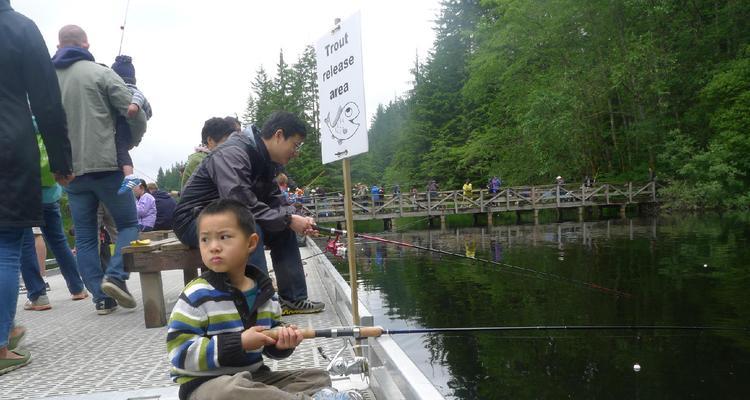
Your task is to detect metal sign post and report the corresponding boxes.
[315,13,368,325]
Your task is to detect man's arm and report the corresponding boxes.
[105,70,147,145]
[22,21,72,178]
[205,146,291,232]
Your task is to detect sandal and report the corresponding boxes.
[0,349,31,375]
[8,327,25,350]
[71,290,89,301]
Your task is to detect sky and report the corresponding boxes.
[13,0,441,182]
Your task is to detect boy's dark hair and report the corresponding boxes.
[197,199,256,237]
[260,111,307,140]
[201,117,235,146]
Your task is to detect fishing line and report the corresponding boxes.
[315,225,631,298]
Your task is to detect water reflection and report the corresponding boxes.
[319,214,750,399]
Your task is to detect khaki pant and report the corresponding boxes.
[188,368,332,400]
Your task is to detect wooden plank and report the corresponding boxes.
[161,240,191,252]
[122,237,180,254]
[127,249,203,273]
[138,230,172,241]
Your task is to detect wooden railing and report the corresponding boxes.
[300,182,659,223]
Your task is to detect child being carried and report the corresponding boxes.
[111,55,153,194]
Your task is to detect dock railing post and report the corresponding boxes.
[628,182,633,203]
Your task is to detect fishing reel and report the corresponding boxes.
[318,341,369,378]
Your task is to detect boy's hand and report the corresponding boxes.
[241,326,276,351]
[273,325,303,350]
[126,103,140,118]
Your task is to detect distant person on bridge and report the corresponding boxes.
[173,111,324,315]
[463,180,473,198]
[488,176,502,194]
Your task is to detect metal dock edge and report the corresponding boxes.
[308,238,445,400]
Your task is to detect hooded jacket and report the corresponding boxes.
[173,130,290,243]
[152,190,176,230]
[52,46,147,176]
[0,0,72,227]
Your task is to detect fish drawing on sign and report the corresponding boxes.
[323,102,360,144]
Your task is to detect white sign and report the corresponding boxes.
[315,12,367,164]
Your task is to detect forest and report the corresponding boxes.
[159,0,750,209]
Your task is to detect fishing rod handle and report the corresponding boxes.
[312,225,347,235]
[263,326,384,340]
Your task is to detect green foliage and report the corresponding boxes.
[154,0,750,208]
[156,162,184,193]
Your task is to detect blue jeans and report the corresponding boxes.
[64,172,139,303]
[20,228,47,301]
[178,220,308,301]
[40,201,85,295]
[248,225,308,302]
[0,228,23,348]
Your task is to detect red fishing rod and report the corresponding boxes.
[314,225,632,298]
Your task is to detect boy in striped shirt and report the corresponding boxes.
[166,199,334,400]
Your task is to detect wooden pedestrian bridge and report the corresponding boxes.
[301,181,659,226]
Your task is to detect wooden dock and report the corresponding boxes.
[301,181,659,226]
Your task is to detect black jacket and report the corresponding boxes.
[152,190,176,231]
[0,0,72,227]
[173,130,289,243]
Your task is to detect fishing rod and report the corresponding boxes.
[117,0,131,55]
[314,225,632,298]
[262,325,749,340]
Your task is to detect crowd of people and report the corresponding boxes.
[0,5,361,399]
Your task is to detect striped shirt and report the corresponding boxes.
[166,266,291,399]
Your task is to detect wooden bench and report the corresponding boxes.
[122,236,203,328]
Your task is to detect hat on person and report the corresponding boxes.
[556,176,562,180]
[112,55,136,84]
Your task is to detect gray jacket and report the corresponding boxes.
[174,129,290,240]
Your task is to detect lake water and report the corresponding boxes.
[317,213,750,399]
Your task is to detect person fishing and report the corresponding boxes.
[166,199,358,400]
[173,111,325,315]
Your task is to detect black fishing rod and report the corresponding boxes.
[314,225,632,298]
[262,325,749,340]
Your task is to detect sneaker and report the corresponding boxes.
[280,298,325,315]
[45,281,51,291]
[18,285,27,295]
[96,298,118,315]
[101,276,136,308]
[23,295,51,311]
[0,349,31,375]
[117,177,140,195]
[71,290,89,301]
